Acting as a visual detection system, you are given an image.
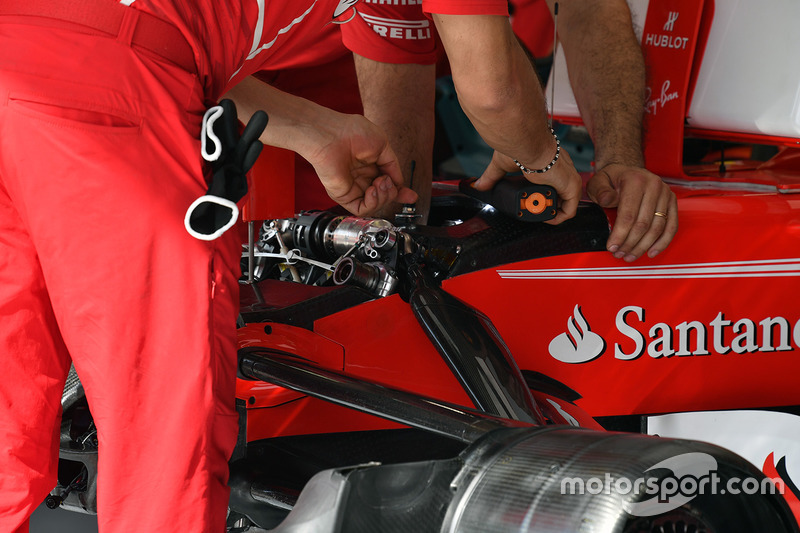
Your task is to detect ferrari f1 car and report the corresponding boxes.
[50,0,800,531]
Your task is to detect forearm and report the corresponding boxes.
[548,0,646,168]
[225,77,347,164]
[225,76,414,217]
[354,55,435,221]
[433,14,556,169]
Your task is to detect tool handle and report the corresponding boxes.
[458,176,558,222]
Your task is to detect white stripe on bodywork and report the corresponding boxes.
[497,258,800,280]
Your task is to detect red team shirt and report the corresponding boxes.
[343,0,508,64]
[124,0,508,99]
[122,0,346,98]
[124,0,508,209]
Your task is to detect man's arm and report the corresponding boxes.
[546,0,678,260]
[225,77,416,217]
[433,13,582,225]
[548,0,645,168]
[354,56,436,223]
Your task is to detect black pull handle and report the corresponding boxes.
[459,175,558,222]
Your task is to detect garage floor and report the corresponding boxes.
[30,504,98,533]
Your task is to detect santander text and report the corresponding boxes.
[614,306,797,360]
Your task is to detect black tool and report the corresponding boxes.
[458,175,558,222]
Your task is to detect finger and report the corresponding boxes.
[619,206,668,261]
[614,185,676,261]
[586,170,619,208]
[536,148,581,224]
[545,170,582,225]
[374,174,399,206]
[375,146,405,188]
[647,193,679,258]
[612,201,660,261]
[357,176,398,216]
[472,159,506,191]
[606,179,650,254]
[395,186,418,205]
[545,193,579,225]
[360,184,380,214]
[339,186,376,217]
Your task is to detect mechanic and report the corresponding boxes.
[228,22,438,223]
[233,0,677,261]
[511,0,679,261]
[230,0,584,227]
[0,1,414,532]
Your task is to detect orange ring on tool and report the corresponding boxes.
[522,192,553,215]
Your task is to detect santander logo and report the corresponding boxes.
[548,305,606,363]
[499,259,800,364]
[547,303,800,364]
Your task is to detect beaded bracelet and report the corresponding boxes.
[513,128,561,174]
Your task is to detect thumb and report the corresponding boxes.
[396,186,418,205]
[472,159,506,191]
[587,170,619,208]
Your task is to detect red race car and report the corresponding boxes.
[51,1,800,532]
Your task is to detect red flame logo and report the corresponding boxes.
[548,305,606,363]
[763,452,800,523]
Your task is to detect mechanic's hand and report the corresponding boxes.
[587,163,678,261]
[308,114,417,217]
[473,148,582,225]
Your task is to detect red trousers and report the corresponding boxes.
[0,17,239,533]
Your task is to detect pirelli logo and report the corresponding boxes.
[359,13,432,40]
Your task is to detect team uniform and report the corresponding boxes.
[0,0,501,531]
[509,0,556,59]
[257,0,444,210]
[260,0,508,209]
[0,1,346,531]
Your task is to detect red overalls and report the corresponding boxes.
[0,0,339,529]
[0,13,240,533]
